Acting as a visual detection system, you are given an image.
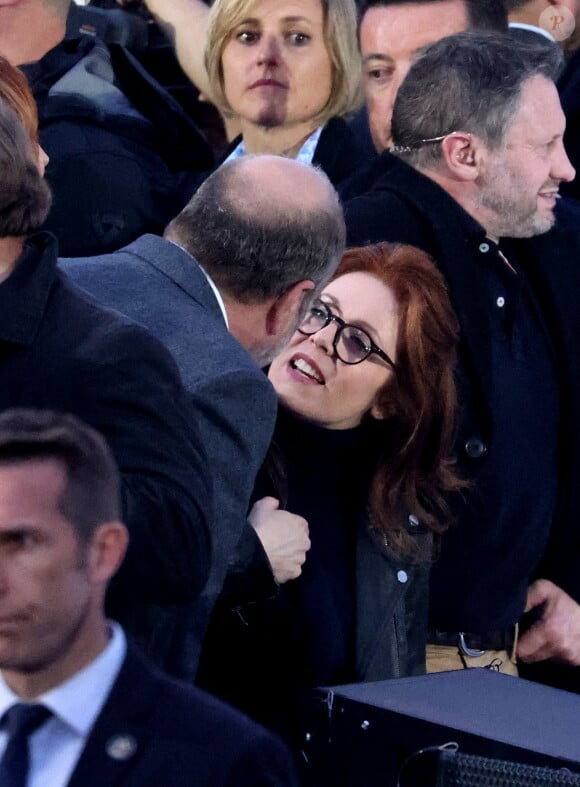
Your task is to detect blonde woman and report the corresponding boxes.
[145,0,371,186]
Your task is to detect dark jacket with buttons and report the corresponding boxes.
[344,154,580,687]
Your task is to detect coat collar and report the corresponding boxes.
[313,117,377,188]
[0,232,58,347]
[121,234,224,323]
[66,645,158,787]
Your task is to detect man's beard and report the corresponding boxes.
[479,179,557,239]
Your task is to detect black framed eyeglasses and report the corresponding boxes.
[298,299,397,371]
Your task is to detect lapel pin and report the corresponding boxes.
[106,734,138,761]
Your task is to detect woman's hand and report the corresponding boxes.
[249,496,311,583]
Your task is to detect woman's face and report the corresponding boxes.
[220,0,333,131]
[269,272,399,430]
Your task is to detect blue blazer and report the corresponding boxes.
[60,236,278,679]
[66,645,298,787]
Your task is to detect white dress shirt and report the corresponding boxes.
[224,125,323,165]
[509,21,556,42]
[0,622,126,787]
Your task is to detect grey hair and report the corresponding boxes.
[391,31,563,170]
[166,157,346,304]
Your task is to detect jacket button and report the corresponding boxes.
[479,242,490,253]
[397,570,408,584]
[464,437,487,459]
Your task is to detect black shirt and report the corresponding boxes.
[429,236,560,631]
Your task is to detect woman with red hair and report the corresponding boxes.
[198,242,463,751]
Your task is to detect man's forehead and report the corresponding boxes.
[360,0,470,56]
[505,76,566,142]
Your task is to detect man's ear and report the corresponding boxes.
[265,280,316,337]
[440,132,481,181]
[86,521,129,584]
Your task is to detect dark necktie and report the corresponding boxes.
[0,703,52,787]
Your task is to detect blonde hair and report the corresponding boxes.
[205,0,362,123]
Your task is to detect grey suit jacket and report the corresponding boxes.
[60,235,278,678]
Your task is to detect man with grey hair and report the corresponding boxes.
[61,154,346,678]
[355,0,507,156]
[345,32,580,691]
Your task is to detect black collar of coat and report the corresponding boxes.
[0,231,58,347]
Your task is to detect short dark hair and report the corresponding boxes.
[0,99,51,238]
[503,0,530,11]
[0,409,121,542]
[165,158,346,303]
[392,31,562,169]
[359,0,507,32]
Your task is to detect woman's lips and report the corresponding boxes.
[249,79,287,89]
[288,353,325,385]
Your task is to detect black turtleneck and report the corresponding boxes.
[272,405,379,687]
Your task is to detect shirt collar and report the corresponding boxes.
[0,622,126,737]
[225,125,323,166]
[197,267,229,328]
[509,22,556,42]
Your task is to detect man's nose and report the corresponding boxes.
[554,140,576,183]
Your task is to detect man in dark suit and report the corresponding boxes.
[0,408,298,787]
[345,32,580,690]
[61,154,346,679]
[0,97,211,676]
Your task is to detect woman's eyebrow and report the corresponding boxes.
[321,295,382,340]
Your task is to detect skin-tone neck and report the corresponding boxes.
[2,610,110,700]
[420,165,500,242]
[221,295,272,361]
[239,118,321,157]
[0,3,68,66]
[0,237,26,284]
